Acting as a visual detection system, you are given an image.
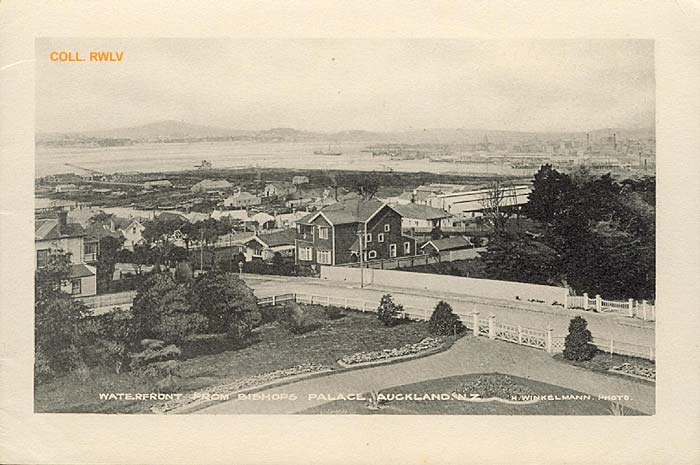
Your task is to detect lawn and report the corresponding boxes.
[34,304,432,413]
[552,351,656,383]
[300,372,646,415]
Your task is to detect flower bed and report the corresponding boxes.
[338,337,444,367]
[453,374,536,400]
[610,362,656,381]
[154,363,331,413]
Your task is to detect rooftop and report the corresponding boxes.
[391,203,452,220]
[35,218,86,240]
[421,235,473,251]
[300,199,387,225]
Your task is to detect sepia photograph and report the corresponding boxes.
[32,38,658,416]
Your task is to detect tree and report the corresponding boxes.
[130,273,207,343]
[190,271,261,339]
[353,172,380,200]
[174,261,194,284]
[523,164,574,226]
[428,301,464,336]
[35,251,92,379]
[142,218,186,271]
[377,294,403,327]
[96,235,125,293]
[88,211,114,224]
[563,316,596,361]
[480,232,563,285]
[480,180,513,233]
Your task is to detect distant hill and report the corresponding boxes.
[36,120,655,145]
[39,120,251,140]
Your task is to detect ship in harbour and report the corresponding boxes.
[314,144,342,156]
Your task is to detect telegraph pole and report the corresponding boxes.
[357,227,364,288]
[200,229,204,274]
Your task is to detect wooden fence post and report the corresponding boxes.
[583,293,589,310]
[362,301,366,312]
[642,300,648,321]
[344,298,348,308]
[488,314,496,339]
[424,308,428,321]
[546,328,553,353]
[272,295,276,306]
[471,312,480,336]
[563,292,569,309]
[517,326,523,345]
[628,299,634,317]
[595,295,602,312]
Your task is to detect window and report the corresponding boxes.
[317,250,332,265]
[384,224,390,232]
[404,241,411,254]
[71,279,81,295]
[318,226,329,240]
[296,224,301,233]
[298,247,313,261]
[368,250,377,259]
[390,244,397,258]
[36,249,49,268]
[365,233,372,243]
[378,233,385,243]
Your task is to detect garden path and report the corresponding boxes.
[196,335,655,415]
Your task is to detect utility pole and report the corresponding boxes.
[200,229,204,274]
[357,227,364,288]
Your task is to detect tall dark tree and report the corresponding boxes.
[480,232,563,286]
[523,164,574,226]
[96,235,124,292]
[190,272,261,339]
[35,251,92,379]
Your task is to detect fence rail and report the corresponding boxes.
[338,248,485,270]
[79,291,137,309]
[257,291,655,360]
[565,292,655,322]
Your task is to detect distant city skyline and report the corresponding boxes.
[36,39,654,134]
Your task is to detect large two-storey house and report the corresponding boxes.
[35,210,97,297]
[295,199,416,267]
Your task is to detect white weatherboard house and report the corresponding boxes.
[391,203,453,229]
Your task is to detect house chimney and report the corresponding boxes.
[57,209,68,234]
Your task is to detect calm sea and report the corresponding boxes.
[35,141,519,178]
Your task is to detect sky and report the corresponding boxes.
[35,39,654,133]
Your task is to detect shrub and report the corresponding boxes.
[377,294,403,327]
[453,374,536,399]
[428,301,465,336]
[279,302,322,335]
[130,344,181,371]
[323,305,346,320]
[563,316,597,361]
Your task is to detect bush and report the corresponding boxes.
[377,294,403,327]
[323,305,346,320]
[279,302,322,335]
[563,316,597,361]
[428,301,465,336]
[130,344,181,371]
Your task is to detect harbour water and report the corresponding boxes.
[35,140,524,178]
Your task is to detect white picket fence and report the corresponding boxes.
[565,293,656,322]
[257,291,655,360]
